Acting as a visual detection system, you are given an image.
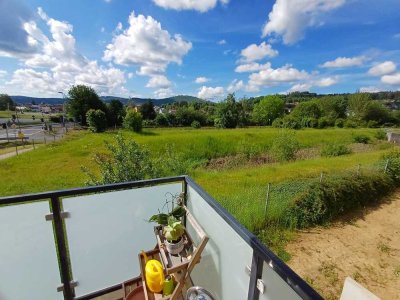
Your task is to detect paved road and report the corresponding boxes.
[0,123,69,142]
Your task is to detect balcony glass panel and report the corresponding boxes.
[259,261,302,300]
[62,183,182,297]
[186,186,253,300]
[0,201,63,300]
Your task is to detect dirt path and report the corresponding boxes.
[286,193,400,300]
[0,147,34,160]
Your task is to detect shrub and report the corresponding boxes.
[321,143,351,157]
[270,130,300,162]
[86,109,107,132]
[383,150,400,182]
[335,118,344,128]
[82,134,156,185]
[317,116,331,129]
[282,115,301,129]
[191,120,201,129]
[374,129,387,140]
[123,110,143,132]
[287,171,396,228]
[367,120,379,128]
[353,134,370,144]
[344,119,359,128]
[49,115,62,123]
[143,119,156,127]
[155,114,168,127]
[272,117,284,128]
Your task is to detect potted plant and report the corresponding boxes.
[163,216,185,255]
[149,192,185,226]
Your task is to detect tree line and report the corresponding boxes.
[1,85,400,133]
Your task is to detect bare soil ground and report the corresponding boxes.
[286,192,400,300]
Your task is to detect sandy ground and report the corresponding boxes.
[286,192,400,300]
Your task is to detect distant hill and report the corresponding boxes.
[11,95,204,106]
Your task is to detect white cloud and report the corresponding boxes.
[239,42,278,62]
[227,79,244,93]
[154,88,173,98]
[218,39,226,45]
[315,76,338,87]
[197,86,224,100]
[320,56,366,68]
[5,8,128,97]
[195,77,210,84]
[101,27,105,33]
[285,76,338,93]
[381,73,400,86]
[359,86,382,93]
[368,61,396,76]
[103,11,191,93]
[247,64,309,92]
[0,70,7,77]
[235,62,271,73]
[152,0,229,12]
[287,83,312,93]
[128,72,133,79]
[262,0,346,44]
[146,75,172,89]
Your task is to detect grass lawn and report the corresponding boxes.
[0,127,386,197]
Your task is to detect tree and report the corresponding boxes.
[252,95,284,125]
[348,93,371,121]
[291,101,321,120]
[107,99,125,127]
[140,101,156,120]
[216,94,239,128]
[0,94,15,111]
[86,109,107,132]
[123,109,143,132]
[364,101,391,124]
[67,85,107,125]
[317,96,347,119]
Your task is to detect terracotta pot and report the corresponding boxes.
[165,237,184,255]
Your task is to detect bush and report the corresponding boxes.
[383,150,400,182]
[82,134,156,185]
[270,130,300,162]
[272,117,284,128]
[143,119,156,127]
[86,109,107,132]
[367,120,379,128]
[287,171,396,228]
[321,143,352,157]
[374,129,387,140]
[49,115,62,123]
[155,114,168,127]
[344,119,359,128]
[191,120,201,129]
[123,110,143,132]
[317,116,331,129]
[353,134,370,144]
[335,118,344,128]
[282,115,301,129]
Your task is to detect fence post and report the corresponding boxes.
[320,172,324,183]
[44,136,46,144]
[15,142,18,156]
[32,139,35,150]
[357,164,361,176]
[264,183,271,217]
[384,159,389,173]
[53,134,56,142]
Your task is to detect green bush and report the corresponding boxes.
[272,117,284,128]
[49,115,62,123]
[155,114,168,127]
[317,116,331,129]
[191,120,201,129]
[86,109,107,132]
[353,134,370,144]
[375,129,387,140]
[82,134,156,185]
[335,118,344,128]
[321,143,351,157]
[270,130,300,162]
[123,110,143,132]
[367,120,379,128]
[383,150,400,182]
[344,119,359,128]
[143,119,156,127]
[287,171,396,228]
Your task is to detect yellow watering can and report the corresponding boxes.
[141,251,164,293]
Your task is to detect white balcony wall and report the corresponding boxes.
[186,186,253,300]
[0,201,63,300]
[62,183,182,297]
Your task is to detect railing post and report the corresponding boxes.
[247,251,263,300]
[51,196,74,300]
[183,177,188,227]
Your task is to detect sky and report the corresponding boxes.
[0,0,399,100]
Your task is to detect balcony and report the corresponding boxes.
[0,176,322,300]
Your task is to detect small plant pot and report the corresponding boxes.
[165,237,184,255]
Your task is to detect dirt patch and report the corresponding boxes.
[286,192,400,300]
[206,153,276,170]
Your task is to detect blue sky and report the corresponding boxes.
[0,0,399,100]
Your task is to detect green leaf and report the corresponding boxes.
[149,213,169,225]
[171,206,185,219]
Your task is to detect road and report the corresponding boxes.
[0,123,69,142]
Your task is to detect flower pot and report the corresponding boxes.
[165,237,184,255]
